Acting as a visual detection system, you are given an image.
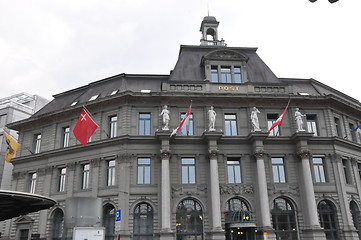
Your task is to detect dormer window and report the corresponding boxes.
[110,90,118,96]
[203,49,248,84]
[89,94,99,101]
[210,65,243,83]
[70,101,78,106]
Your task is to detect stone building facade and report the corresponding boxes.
[4,16,361,240]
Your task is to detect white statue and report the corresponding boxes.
[295,108,306,132]
[208,106,216,131]
[251,107,261,132]
[160,105,170,130]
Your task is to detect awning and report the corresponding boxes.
[0,190,56,221]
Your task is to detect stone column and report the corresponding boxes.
[209,149,223,231]
[292,133,326,240]
[332,154,359,240]
[157,131,174,240]
[248,132,276,240]
[117,153,132,240]
[203,131,224,240]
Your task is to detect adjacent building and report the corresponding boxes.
[4,16,361,240]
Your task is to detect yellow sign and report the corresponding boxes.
[218,86,239,91]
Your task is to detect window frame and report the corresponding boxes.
[312,157,327,183]
[271,157,286,183]
[224,113,238,136]
[34,133,42,153]
[306,114,318,136]
[208,62,245,84]
[227,158,242,184]
[181,157,196,184]
[267,114,280,136]
[62,126,70,148]
[29,172,37,194]
[180,112,194,136]
[58,167,66,192]
[108,115,118,138]
[139,113,151,136]
[107,160,116,186]
[137,158,151,185]
[81,163,90,189]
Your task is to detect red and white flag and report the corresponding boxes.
[267,100,290,134]
[73,108,99,146]
[171,103,192,137]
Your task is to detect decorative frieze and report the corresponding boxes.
[171,184,207,198]
[219,184,254,195]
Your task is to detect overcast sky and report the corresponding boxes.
[1,0,360,102]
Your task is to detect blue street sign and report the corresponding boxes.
[115,209,121,222]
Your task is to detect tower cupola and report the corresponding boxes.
[200,16,226,46]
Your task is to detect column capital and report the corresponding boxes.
[254,150,266,160]
[297,150,312,160]
[160,149,171,160]
[208,149,219,160]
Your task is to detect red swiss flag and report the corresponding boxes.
[73,109,98,146]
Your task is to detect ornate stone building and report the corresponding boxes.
[4,16,361,240]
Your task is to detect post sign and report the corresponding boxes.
[115,209,121,222]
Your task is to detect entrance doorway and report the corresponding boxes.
[225,226,256,240]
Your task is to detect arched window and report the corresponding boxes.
[176,199,203,240]
[350,201,361,239]
[103,204,115,240]
[52,209,64,240]
[224,198,251,223]
[133,203,153,240]
[271,197,298,240]
[318,200,338,240]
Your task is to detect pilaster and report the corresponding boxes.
[247,132,276,240]
[203,131,224,239]
[157,130,174,240]
[292,132,326,240]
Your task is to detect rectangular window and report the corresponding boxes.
[268,114,280,136]
[334,117,341,137]
[227,158,242,183]
[234,67,242,83]
[211,66,218,83]
[82,163,90,189]
[342,159,352,184]
[62,127,70,147]
[358,163,361,181]
[109,115,117,138]
[272,157,286,183]
[107,160,116,186]
[34,133,41,153]
[137,158,151,184]
[139,113,151,135]
[221,66,232,83]
[306,115,318,136]
[349,123,357,142]
[30,173,37,193]
[58,168,66,192]
[313,157,326,183]
[182,158,196,184]
[224,114,237,136]
[180,113,193,136]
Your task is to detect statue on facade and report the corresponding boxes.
[250,107,261,132]
[208,106,216,131]
[160,105,170,130]
[295,108,306,132]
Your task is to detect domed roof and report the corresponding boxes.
[203,16,217,22]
